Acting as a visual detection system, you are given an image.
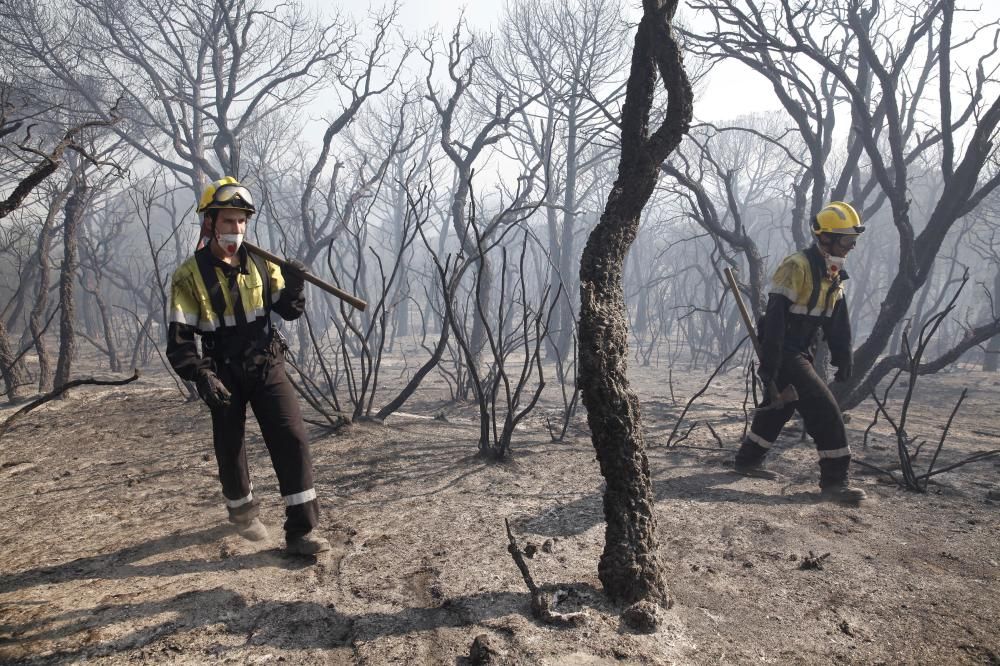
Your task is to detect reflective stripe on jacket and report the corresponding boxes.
[166,246,304,381]
[169,246,288,331]
[757,244,852,376]
[767,246,844,318]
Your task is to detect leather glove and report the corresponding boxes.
[196,370,232,410]
[833,363,852,383]
[282,259,308,292]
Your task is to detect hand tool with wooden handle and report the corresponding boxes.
[244,241,367,311]
[722,267,797,411]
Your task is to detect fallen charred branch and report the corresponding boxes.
[0,369,139,440]
[504,519,586,627]
[799,551,831,571]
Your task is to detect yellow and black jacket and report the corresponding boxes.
[166,246,304,381]
[758,244,851,376]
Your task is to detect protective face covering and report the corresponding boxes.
[826,254,846,278]
[216,232,244,257]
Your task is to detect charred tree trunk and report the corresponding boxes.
[984,268,1000,372]
[54,176,88,390]
[390,164,411,345]
[555,102,582,359]
[29,186,69,392]
[93,286,120,372]
[0,321,28,402]
[545,203,562,359]
[839,96,1000,410]
[578,0,691,606]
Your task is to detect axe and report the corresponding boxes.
[722,267,798,411]
[244,241,367,312]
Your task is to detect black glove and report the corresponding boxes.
[282,259,308,292]
[833,363,852,383]
[196,370,232,409]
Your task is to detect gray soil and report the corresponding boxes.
[1,353,998,664]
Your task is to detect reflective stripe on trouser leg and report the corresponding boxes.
[251,355,319,538]
[210,364,260,523]
[736,397,797,465]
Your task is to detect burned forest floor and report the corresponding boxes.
[1,348,999,665]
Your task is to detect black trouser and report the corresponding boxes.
[209,343,319,538]
[735,352,852,486]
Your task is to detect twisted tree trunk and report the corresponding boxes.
[578,0,692,605]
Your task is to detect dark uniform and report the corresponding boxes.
[166,244,319,538]
[735,244,856,490]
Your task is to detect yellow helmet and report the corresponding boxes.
[812,201,864,236]
[197,176,256,214]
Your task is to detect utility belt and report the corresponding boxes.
[757,313,824,354]
[783,314,823,353]
[201,319,278,363]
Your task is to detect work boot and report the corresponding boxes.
[820,482,867,504]
[286,532,331,556]
[235,517,269,541]
[733,458,780,480]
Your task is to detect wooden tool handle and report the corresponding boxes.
[244,241,367,312]
[723,267,762,360]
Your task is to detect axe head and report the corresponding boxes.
[754,383,799,413]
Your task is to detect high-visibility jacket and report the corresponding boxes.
[758,244,852,376]
[166,246,304,381]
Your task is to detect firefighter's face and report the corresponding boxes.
[824,233,857,258]
[213,209,248,236]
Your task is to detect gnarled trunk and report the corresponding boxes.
[578,0,692,605]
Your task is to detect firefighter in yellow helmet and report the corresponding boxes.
[166,177,330,555]
[733,201,867,504]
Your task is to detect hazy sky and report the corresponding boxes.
[337,1,776,121]
[328,1,1000,126]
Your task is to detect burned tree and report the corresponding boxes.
[423,22,542,395]
[578,0,692,605]
[484,0,630,361]
[687,0,1000,409]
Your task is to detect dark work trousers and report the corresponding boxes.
[209,346,319,538]
[735,352,852,486]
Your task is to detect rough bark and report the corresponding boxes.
[54,177,88,390]
[28,186,70,393]
[578,0,692,605]
[0,321,28,402]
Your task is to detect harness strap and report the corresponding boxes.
[248,251,273,338]
[195,246,267,334]
[804,246,824,314]
[248,251,272,311]
[228,271,249,328]
[194,247,229,327]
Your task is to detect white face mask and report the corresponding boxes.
[826,254,846,277]
[216,232,244,257]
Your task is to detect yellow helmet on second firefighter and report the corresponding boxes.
[812,201,865,236]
